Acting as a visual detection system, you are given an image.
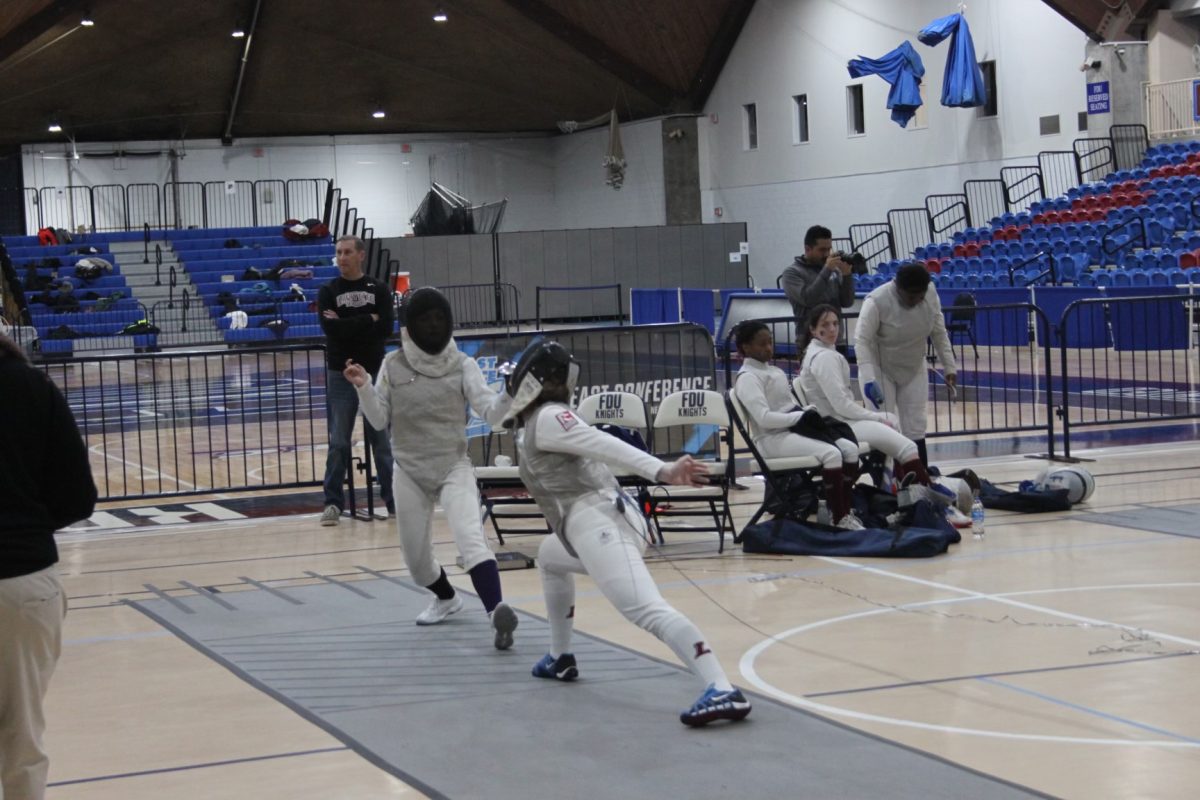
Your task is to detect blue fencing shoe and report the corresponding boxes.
[531,653,578,682]
[680,684,752,727]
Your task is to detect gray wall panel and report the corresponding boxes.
[398,224,751,324]
[657,225,683,290]
[679,225,704,288]
[635,227,662,288]
[612,227,639,297]
[541,231,569,321]
[566,229,591,317]
[589,228,616,316]
[469,235,494,285]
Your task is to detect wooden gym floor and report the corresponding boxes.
[40,433,1200,799]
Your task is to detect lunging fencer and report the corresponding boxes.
[504,340,751,727]
[344,287,518,649]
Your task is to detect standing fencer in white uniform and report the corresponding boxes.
[798,304,932,488]
[855,262,957,467]
[734,321,863,530]
[503,340,751,727]
[344,287,519,649]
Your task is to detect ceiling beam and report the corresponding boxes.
[221,0,263,145]
[687,0,756,109]
[0,0,90,66]
[500,0,679,110]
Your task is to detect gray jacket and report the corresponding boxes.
[780,257,855,332]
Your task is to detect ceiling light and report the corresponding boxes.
[48,122,63,133]
[433,6,448,22]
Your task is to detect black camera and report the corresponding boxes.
[835,251,868,275]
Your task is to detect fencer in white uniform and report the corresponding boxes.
[855,263,957,466]
[733,321,863,529]
[504,340,750,727]
[798,304,931,487]
[344,287,519,650]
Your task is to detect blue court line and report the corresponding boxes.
[806,652,1197,698]
[46,746,349,787]
[978,676,1200,744]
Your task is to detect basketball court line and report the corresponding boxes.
[46,747,350,789]
[741,574,1200,747]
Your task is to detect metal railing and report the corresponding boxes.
[848,223,894,268]
[7,178,332,235]
[535,283,623,328]
[1056,292,1200,458]
[1144,78,1200,140]
[39,344,329,500]
[401,282,520,331]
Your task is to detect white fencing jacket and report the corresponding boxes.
[855,282,957,387]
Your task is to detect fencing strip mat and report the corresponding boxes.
[129,576,1050,800]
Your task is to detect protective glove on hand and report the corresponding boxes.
[863,381,884,409]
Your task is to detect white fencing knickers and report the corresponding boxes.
[392,460,494,587]
[536,494,729,689]
[877,369,931,441]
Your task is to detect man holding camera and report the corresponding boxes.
[780,225,857,341]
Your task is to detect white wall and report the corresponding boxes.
[21,118,666,236]
[699,0,1093,286]
[1148,10,1200,84]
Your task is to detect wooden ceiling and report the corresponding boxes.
[0,0,755,146]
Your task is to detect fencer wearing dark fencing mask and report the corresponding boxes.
[404,287,453,355]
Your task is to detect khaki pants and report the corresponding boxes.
[0,566,66,800]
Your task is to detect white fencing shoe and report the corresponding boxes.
[415,594,464,625]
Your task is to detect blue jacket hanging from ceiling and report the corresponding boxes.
[847,40,925,128]
[918,11,987,108]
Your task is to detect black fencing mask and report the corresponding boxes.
[405,287,453,354]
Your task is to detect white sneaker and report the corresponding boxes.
[490,602,518,650]
[415,594,463,625]
[320,505,340,526]
[836,513,865,530]
[945,506,973,529]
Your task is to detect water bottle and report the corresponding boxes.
[971,497,986,538]
[816,498,832,526]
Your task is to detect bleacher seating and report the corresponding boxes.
[869,139,1200,294]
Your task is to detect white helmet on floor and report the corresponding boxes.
[933,476,973,514]
[1036,466,1095,504]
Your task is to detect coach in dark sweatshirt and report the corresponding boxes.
[0,334,96,800]
[315,234,395,523]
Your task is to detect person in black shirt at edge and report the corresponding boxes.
[0,333,97,800]
[316,235,395,525]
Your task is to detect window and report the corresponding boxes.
[978,60,998,118]
[792,94,810,144]
[743,103,758,150]
[847,84,865,136]
[1039,114,1061,136]
[1077,111,1088,132]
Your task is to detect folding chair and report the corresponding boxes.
[474,431,550,545]
[646,390,736,552]
[475,462,552,545]
[575,391,652,489]
[945,292,979,359]
[724,388,823,533]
